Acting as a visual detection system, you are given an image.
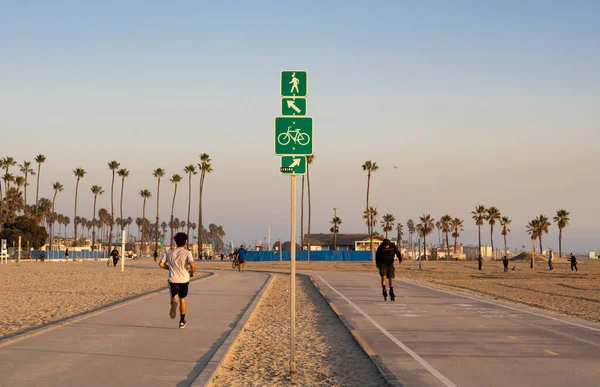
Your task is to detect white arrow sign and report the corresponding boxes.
[286,100,301,114]
[289,158,301,168]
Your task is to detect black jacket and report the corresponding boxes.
[376,243,402,266]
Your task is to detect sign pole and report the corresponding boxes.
[290,174,297,375]
[121,230,126,272]
[18,236,22,264]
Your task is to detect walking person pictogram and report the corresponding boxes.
[290,72,300,94]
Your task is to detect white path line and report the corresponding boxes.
[403,280,600,333]
[317,275,457,387]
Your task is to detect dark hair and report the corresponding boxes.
[174,233,188,247]
[383,239,391,245]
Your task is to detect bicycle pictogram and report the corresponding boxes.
[277,126,310,146]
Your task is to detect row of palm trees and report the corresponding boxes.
[0,153,214,255]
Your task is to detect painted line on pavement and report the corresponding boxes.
[403,280,600,333]
[318,275,457,387]
[479,325,487,328]
[506,336,517,340]
[544,349,560,356]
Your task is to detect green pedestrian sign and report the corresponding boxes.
[280,156,306,175]
[281,98,306,116]
[274,117,313,156]
[281,71,307,97]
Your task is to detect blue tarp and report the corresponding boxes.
[246,251,372,262]
[30,250,108,259]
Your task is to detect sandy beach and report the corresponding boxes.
[208,274,386,387]
[0,261,200,338]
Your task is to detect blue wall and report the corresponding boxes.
[247,251,372,261]
[30,250,108,259]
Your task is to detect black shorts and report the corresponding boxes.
[169,282,189,299]
[238,258,245,264]
[378,264,395,279]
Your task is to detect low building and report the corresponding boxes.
[303,234,388,251]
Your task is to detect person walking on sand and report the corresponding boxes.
[110,248,120,267]
[569,253,578,272]
[153,250,158,262]
[375,238,402,302]
[548,249,554,270]
[159,232,196,329]
[237,245,247,272]
[65,248,69,262]
[502,255,509,272]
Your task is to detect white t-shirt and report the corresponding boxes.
[160,248,194,283]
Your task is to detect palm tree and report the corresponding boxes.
[72,168,86,246]
[330,216,342,251]
[183,165,197,239]
[451,217,464,254]
[117,168,130,234]
[190,222,197,243]
[440,214,452,258]
[198,154,212,257]
[396,222,403,252]
[381,213,395,238]
[126,217,133,238]
[3,157,16,193]
[407,219,415,260]
[416,214,435,269]
[57,214,64,238]
[169,174,182,246]
[553,209,570,258]
[91,185,104,251]
[363,206,378,261]
[472,205,486,262]
[526,219,540,269]
[139,189,152,254]
[19,161,35,209]
[435,221,442,247]
[306,155,315,254]
[361,160,379,247]
[535,215,551,253]
[34,154,46,220]
[485,207,501,260]
[107,161,120,252]
[50,182,64,249]
[63,216,71,238]
[152,168,166,252]
[500,216,511,258]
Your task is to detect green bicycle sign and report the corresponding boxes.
[274,117,313,156]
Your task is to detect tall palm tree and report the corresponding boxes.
[190,222,197,243]
[485,207,501,260]
[127,217,133,238]
[361,160,379,247]
[407,219,415,259]
[19,161,35,209]
[381,213,395,238]
[57,214,64,238]
[500,216,511,258]
[526,219,540,269]
[451,217,464,254]
[63,216,71,238]
[435,221,442,247]
[363,206,378,261]
[169,174,182,246]
[34,154,46,220]
[198,154,212,257]
[152,168,166,252]
[3,157,16,193]
[183,165,197,239]
[396,222,403,251]
[139,189,152,254]
[330,216,342,251]
[50,182,64,249]
[416,214,435,269]
[306,155,315,254]
[73,168,86,247]
[472,205,486,261]
[553,209,570,258]
[117,168,130,234]
[440,214,452,258]
[91,185,104,251]
[107,161,120,252]
[535,215,551,254]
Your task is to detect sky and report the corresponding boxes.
[1,1,599,252]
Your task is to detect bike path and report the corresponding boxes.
[0,270,268,387]
[311,271,600,387]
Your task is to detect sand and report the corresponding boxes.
[0,261,201,338]
[208,275,387,387]
[198,259,600,322]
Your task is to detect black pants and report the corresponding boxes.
[503,264,508,272]
[548,261,553,270]
[113,257,119,267]
[478,260,482,270]
[571,263,578,271]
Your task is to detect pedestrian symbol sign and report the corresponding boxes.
[280,156,306,175]
[281,71,307,97]
[281,98,306,116]
[275,117,313,156]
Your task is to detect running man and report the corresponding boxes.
[290,72,300,94]
[548,249,554,270]
[159,232,196,328]
[502,255,509,272]
[237,244,247,273]
[110,248,120,267]
[375,238,402,301]
[569,253,578,272]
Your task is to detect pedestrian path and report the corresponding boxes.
[0,270,269,387]
[311,271,600,387]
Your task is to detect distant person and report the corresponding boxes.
[237,245,247,272]
[220,252,225,262]
[159,232,195,329]
[110,248,120,267]
[153,250,158,262]
[502,255,509,272]
[65,248,69,262]
[375,238,402,302]
[204,250,209,261]
[478,255,483,271]
[569,253,578,272]
[548,249,554,270]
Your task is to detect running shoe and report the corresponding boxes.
[169,301,177,319]
[179,320,187,329]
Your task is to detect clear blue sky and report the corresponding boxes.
[1,1,599,252]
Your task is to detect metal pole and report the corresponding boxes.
[121,230,126,272]
[18,236,21,264]
[290,174,297,375]
[268,226,271,251]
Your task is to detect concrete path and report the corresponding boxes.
[0,270,269,387]
[311,271,600,387]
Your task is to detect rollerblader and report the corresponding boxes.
[376,239,402,301]
[159,233,196,328]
